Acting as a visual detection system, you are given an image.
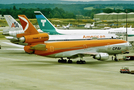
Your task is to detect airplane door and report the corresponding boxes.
[50,46,54,52]
[83,44,88,50]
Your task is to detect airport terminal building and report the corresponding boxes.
[94,12,134,20]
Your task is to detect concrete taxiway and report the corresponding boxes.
[0,40,134,90]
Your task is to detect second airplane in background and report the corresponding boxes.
[35,11,134,42]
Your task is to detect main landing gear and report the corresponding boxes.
[76,55,86,64]
[114,54,118,61]
[76,56,86,64]
[58,57,73,63]
[76,60,86,64]
[58,56,86,64]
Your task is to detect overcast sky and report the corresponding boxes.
[0,0,133,4]
[62,0,134,2]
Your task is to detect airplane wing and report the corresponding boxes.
[68,51,98,58]
[2,42,24,50]
[80,52,99,56]
[69,52,109,61]
[2,42,24,48]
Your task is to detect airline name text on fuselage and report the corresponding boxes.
[83,35,105,38]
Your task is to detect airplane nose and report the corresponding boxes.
[127,42,132,50]
[123,42,132,54]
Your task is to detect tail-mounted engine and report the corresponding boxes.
[19,33,49,43]
[93,53,109,61]
[24,46,34,54]
[24,44,47,54]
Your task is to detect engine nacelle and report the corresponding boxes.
[93,53,109,61]
[24,46,34,54]
[19,33,49,43]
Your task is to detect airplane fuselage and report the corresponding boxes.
[29,39,130,58]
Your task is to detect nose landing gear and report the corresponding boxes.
[114,54,118,61]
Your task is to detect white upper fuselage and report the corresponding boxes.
[55,27,134,35]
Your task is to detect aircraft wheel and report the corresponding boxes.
[77,61,80,64]
[82,60,86,64]
[68,60,72,63]
[77,60,86,64]
[63,59,67,63]
[58,59,62,63]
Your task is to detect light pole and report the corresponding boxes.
[126,10,128,41]
[117,12,118,28]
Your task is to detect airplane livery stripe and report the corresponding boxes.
[36,15,44,18]
[34,39,127,56]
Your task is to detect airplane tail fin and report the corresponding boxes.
[17,15,39,38]
[4,15,22,29]
[34,11,61,35]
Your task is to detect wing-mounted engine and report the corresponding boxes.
[93,53,109,61]
[19,33,49,43]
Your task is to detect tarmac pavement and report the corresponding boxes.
[0,40,134,90]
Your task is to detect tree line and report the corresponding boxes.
[0,6,76,19]
[0,5,134,19]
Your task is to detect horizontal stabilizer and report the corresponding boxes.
[17,33,30,38]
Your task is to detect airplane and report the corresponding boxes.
[3,15,24,44]
[63,23,70,29]
[3,15,23,36]
[3,15,43,44]
[84,23,91,29]
[90,22,95,28]
[35,11,111,35]
[84,22,95,29]
[16,15,131,64]
[3,15,118,44]
[34,11,134,41]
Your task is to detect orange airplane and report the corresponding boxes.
[17,15,131,64]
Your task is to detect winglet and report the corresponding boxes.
[17,15,39,38]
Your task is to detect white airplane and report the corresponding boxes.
[91,22,95,27]
[3,15,23,36]
[90,22,95,29]
[84,23,91,29]
[84,22,95,29]
[63,23,70,29]
[3,15,117,44]
[35,11,134,41]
